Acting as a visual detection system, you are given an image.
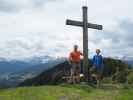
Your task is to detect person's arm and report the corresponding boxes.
[92,56,95,64]
[68,53,72,64]
[101,55,104,66]
[69,54,71,61]
[80,51,83,56]
[92,56,95,68]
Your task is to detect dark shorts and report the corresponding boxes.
[90,66,103,76]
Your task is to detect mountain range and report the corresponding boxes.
[121,56,133,65]
[0,56,66,88]
[0,55,132,88]
[0,56,65,74]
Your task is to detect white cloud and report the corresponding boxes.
[0,0,132,59]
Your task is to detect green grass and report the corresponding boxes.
[0,84,133,100]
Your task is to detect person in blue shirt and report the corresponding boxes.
[90,49,103,87]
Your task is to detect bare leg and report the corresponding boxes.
[96,75,101,88]
[70,68,73,83]
[76,63,81,83]
[77,74,80,83]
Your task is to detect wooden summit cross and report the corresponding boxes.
[66,6,103,81]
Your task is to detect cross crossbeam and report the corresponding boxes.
[66,19,103,30]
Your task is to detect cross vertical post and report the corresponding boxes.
[66,6,103,82]
[82,6,89,81]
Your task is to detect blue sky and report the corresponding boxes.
[0,0,132,59]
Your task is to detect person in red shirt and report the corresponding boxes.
[69,45,83,83]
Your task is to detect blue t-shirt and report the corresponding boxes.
[92,55,103,69]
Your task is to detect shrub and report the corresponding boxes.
[112,69,128,83]
[127,70,133,84]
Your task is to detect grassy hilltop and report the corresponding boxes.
[0,84,133,100]
[0,58,132,100]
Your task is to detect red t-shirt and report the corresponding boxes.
[69,51,81,62]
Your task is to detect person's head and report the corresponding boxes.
[96,49,101,55]
[74,45,78,51]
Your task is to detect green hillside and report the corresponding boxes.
[0,84,133,100]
